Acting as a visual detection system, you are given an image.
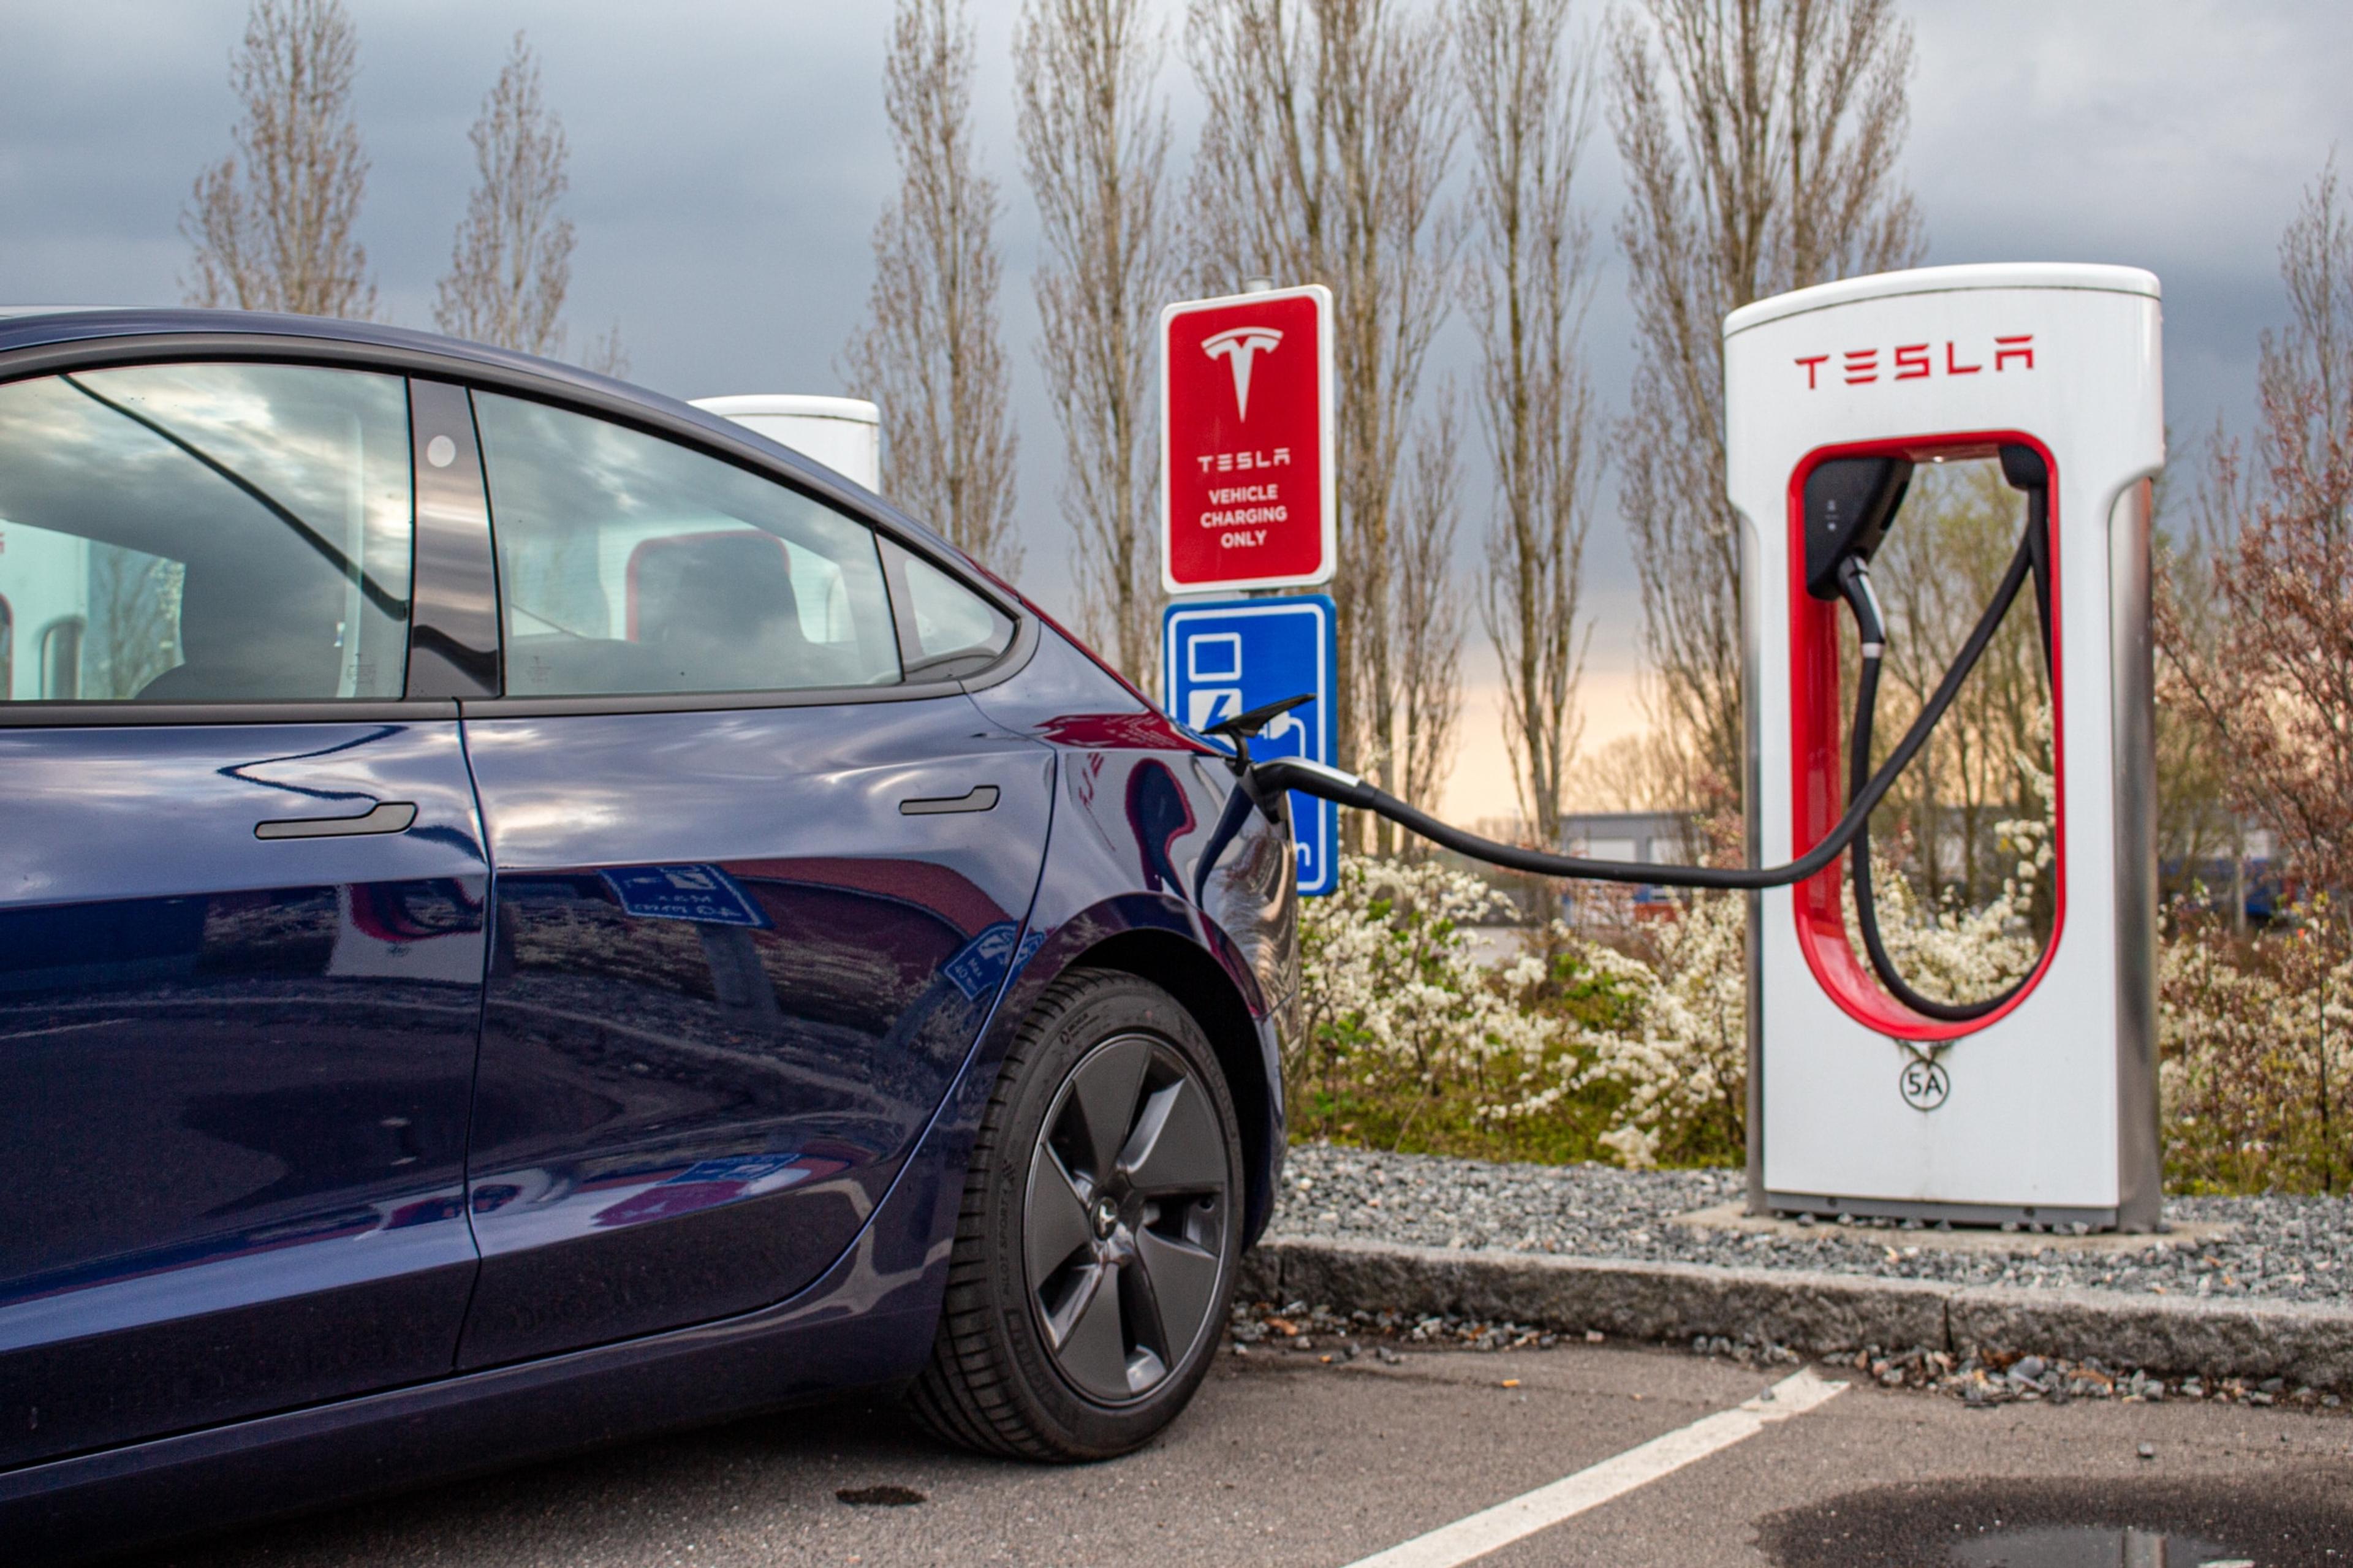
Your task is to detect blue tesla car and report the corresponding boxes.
[0,310,1298,1559]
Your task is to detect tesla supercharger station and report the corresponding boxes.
[1725,263,2165,1230]
[691,395,881,490]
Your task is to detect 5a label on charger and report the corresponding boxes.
[1899,1056,1951,1111]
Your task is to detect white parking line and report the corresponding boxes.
[1338,1367,1848,1568]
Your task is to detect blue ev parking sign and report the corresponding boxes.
[1162,593,1337,895]
[601,864,771,927]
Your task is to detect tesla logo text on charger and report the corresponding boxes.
[1794,333,2034,389]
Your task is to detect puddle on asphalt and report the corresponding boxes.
[835,1483,926,1507]
[1948,1526,2239,1566]
[1759,1478,2349,1568]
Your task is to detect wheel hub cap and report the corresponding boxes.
[1023,1032,1230,1405]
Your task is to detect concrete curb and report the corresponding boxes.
[1240,1237,2353,1390]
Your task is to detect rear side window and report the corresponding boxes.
[0,363,413,702]
[473,393,901,698]
[897,550,1015,681]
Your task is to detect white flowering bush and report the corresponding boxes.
[1294,855,1735,1166]
[1842,756,2054,1005]
[1294,857,1564,1149]
[1568,890,1749,1170]
[2161,896,2353,1194]
[1297,816,2349,1193]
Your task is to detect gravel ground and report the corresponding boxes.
[1266,1145,2353,1306]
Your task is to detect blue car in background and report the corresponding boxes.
[0,310,1298,1560]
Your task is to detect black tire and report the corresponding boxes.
[907,968,1245,1461]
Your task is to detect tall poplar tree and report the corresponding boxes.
[1460,0,1601,850]
[1185,0,1458,843]
[1610,0,1922,801]
[1016,0,1176,682]
[181,0,377,319]
[434,34,624,373]
[846,0,1020,569]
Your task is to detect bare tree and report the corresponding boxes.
[577,324,631,380]
[1566,727,1700,812]
[1016,0,1176,684]
[434,33,581,361]
[2147,461,2240,900]
[1391,392,1468,822]
[1185,0,1458,845]
[2157,158,2353,1191]
[181,0,376,318]
[1459,0,1599,854]
[1609,0,1922,799]
[2163,156,2353,901]
[89,550,183,702]
[845,0,1020,569]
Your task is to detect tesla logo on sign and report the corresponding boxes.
[1202,326,1283,419]
[1162,284,1335,593]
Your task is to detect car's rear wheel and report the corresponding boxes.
[908,969,1243,1460]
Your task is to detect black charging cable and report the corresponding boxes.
[1224,517,2038,893]
[1199,452,2058,1030]
[1843,456,2054,1021]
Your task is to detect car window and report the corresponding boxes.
[0,363,413,702]
[473,393,901,698]
[900,550,1015,681]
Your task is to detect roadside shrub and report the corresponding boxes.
[1295,849,2353,1196]
[1291,855,1738,1167]
[1290,856,1574,1159]
[1566,889,1747,1170]
[1840,765,2053,1009]
[2161,896,2353,1195]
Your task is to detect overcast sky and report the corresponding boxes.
[4,1,2347,819]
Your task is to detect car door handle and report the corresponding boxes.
[899,786,999,816]
[254,801,419,839]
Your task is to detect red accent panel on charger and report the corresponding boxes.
[1785,432,2069,1042]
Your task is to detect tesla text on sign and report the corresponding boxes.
[1164,594,1336,895]
[1161,284,1336,593]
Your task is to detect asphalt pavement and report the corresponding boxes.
[127,1339,2353,1567]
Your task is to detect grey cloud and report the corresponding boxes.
[2,0,2347,631]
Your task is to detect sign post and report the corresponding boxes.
[1160,284,1335,593]
[1163,594,1337,896]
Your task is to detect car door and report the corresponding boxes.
[455,392,1051,1366]
[0,361,490,1468]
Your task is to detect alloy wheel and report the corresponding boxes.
[1023,1031,1230,1404]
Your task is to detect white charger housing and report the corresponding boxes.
[1723,263,2164,1229]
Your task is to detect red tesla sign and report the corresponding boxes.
[1161,284,1335,592]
